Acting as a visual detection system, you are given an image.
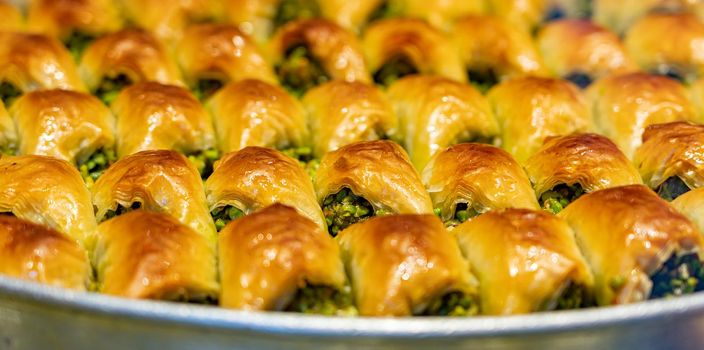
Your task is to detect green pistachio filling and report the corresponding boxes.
[554,282,592,310]
[65,31,95,62]
[286,285,357,316]
[422,291,479,316]
[281,146,319,180]
[368,1,403,22]
[187,148,220,179]
[276,45,330,98]
[467,68,499,94]
[102,202,142,222]
[274,0,321,30]
[0,81,21,106]
[192,78,224,102]
[539,183,585,214]
[95,74,132,105]
[373,56,418,87]
[0,143,15,156]
[78,148,116,187]
[211,205,245,232]
[443,203,479,228]
[322,188,376,236]
[650,253,703,299]
[656,176,691,202]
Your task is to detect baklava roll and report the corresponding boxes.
[207,79,309,156]
[0,215,90,291]
[0,32,86,104]
[487,77,592,163]
[0,101,16,156]
[634,122,704,201]
[92,150,216,244]
[537,19,637,88]
[387,75,499,170]
[94,210,218,301]
[177,24,277,100]
[338,214,479,316]
[222,0,321,41]
[587,73,697,159]
[270,19,370,97]
[625,13,704,84]
[559,185,704,304]
[79,29,183,105]
[121,0,213,45]
[111,82,217,178]
[672,188,704,234]
[316,140,433,235]
[454,209,594,315]
[0,155,97,246]
[205,147,325,231]
[452,15,546,93]
[525,133,642,213]
[486,0,549,33]
[303,81,397,158]
[220,204,352,314]
[363,18,466,87]
[422,144,539,227]
[10,89,116,186]
[0,1,23,31]
[26,0,123,59]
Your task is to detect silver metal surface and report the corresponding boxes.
[1,275,704,349]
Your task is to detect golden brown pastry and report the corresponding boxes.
[0,32,86,102]
[121,0,213,45]
[559,185,704,304]
[177,24,277,100]
[93,210,218,300]
[625,13,704,84]
[319,0,384,33]
[486,0,549,33]
[10,89,116,186]
[0,215,90,291]
[205,147,325,231]
[634,121,704,201]
[452,15,547,93]
[387,75,499,170]
[454,208,594,315]
[0,100,16,156]
[315,140,433,235]
[0,1,23,31]
[303,80,397,158]
[27,0,123,58]
[219,204,351,314]
[537,19,638,88]
[0,155,97,247]
[373,0,486,31]
[270,19,370,97]
[672,187,704,234]
[79,29,183,105]
[487,76,592,163]
[363,18,466,86]
[593,0,688,35]
[207,79,309,154]
[110,82,217,177]
[422,143,539,227]
[587,72,697,160]
[338,214,478,316]
[221,0,314,41]
[525,133,642,213]
[91,149,216,244]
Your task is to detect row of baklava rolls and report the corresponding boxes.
[5,1,704,104]
[2,130,704,316]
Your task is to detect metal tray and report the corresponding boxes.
[1,276,704,349]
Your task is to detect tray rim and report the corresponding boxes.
[2,275,704,339]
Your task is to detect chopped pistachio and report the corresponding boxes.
[286,285,357,316]
[322,188,375,236]
[211,205,245,231]
[423,291,479,316]
[275,45,329,98]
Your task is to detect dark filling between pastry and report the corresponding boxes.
[211,205,245,232]
[655,176,691,201]
[441,203,479,228]
[539,183,585,214]
[367,1,403,23]
[0,81,21,106]
[467,68,499,94]
[276,45,330,98]
[565,71,593,89]
[652,66,686,83]
[65,31,96,62]
[543,0,592,22]
[274,0,321,30]
[192,78,224,102]
[102,202,141,222]
[186,148,220,179]
[78,148,116,186]
[280,146,319,179]
[322,188,381,236]
[650,253,703,299]
[95,74,132,105]
[422,291,479,316]
[373,55,418,87]
[285,284,356,316]
[554,282,592,310]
